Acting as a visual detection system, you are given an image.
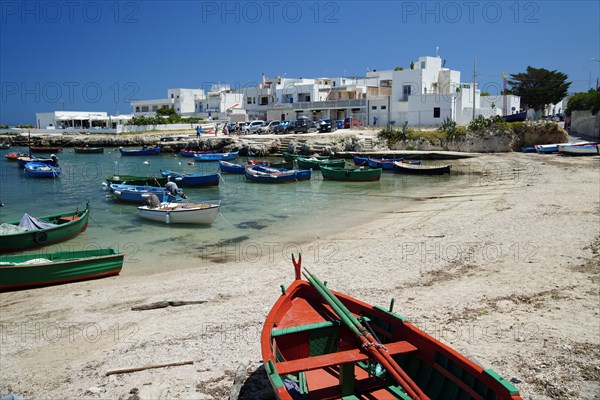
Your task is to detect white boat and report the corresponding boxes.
[137,201,220,224]
[558,144,600,156]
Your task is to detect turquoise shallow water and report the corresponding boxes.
[0,147,458,276]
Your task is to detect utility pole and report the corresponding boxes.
[473,58,476,121]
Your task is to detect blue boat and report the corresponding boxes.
[353,155,370,166]
[17,155,59,168]
[218,160,246,174]
[160,169,220,187]
[244,165,311,183]
[109,184,181,203]
[179,149,210,157]
[193,151,238,162]
[119,147,161,156]
[503,111,527,122]
[24,162,61,178]
[367,157,421,170]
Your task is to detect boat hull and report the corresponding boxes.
[193,151,239,161]
[110,184,180,203]
[17,156,59,167]
[138,202,220,224]
[558,144,599,155]
[160,170,220,187]
[320,166,382,181]
[219,161,245,174]
[393,161,451,175]
[262,279,522,400]
[74,147,104,153]
[30,147,63,153]
[119,147,161,156]
[297,157,345,170]
[24,162,61,178]
[0,204,90,253]
[0,248,124,292]
[245,165,311,183]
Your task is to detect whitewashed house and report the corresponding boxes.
[131,88,205,117]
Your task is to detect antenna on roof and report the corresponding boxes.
[436,46,439,58]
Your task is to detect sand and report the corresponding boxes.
[0,152,598,400]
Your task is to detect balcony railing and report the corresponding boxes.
[291,99,366,110]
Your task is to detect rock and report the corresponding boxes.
[85,387,103,395]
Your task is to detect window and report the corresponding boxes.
[260,96,268,105]
[433,107,441,118]
[372,106,377,110]
[152,106,158,111]
[402,85,411,101]
[171,94,174,98]
[381,105,387,110]
[141,106,149,112]
[135,106,140,112]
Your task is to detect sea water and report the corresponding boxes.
[0,147,459,276]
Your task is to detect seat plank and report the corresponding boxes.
[276,340,417,375]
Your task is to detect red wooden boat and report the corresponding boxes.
[262,257,522,399]
[30,146,63,153]
[4,152,28,161]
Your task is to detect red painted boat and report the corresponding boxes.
[4,152,28,161]
[30,146,63,153]
[262,257,522,400]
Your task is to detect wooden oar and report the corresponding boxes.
[303,268,429,400]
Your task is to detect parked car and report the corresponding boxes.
[317,119,337,133]
[275,121,294,134]
[292,118,317,134]
[257,120,280,134]
[244,120,266,134]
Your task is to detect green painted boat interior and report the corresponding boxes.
[270,313,519,399]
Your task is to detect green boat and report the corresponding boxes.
[105,174,168,186]
[0,248,124,291]
[296,157,346,170]
[0,204,90,254]
[283,152,330,162]
[320,165,382,181]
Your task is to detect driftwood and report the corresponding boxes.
[228,362,248,400]
[131,300,206,311]
[106,360,194,376]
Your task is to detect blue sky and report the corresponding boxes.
[1,0,598,125]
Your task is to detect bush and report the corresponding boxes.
[566,89,600,115]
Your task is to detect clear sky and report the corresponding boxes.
[1,0,598,125]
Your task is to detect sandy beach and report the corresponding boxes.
[0,151,598,399]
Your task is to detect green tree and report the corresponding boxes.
[156,107,178,117]
[394,66,404,71]
[566,88,600,115]
[507,66,571,111]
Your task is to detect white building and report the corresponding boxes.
[35,111,132,130]
[365,56,520,126]
[131,88,205,117]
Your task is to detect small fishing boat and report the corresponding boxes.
[0,143,10,150]
[320,166,382,181]
[179,149,211,157]
[393,161,451,175]
[218,160,246,174]
[24,162,61,178]
[367,157,409,170]
[245,165,311,183]
[109,184,182,203]
[558,144,599,156]
[248,159,295,169]
[30,146,63,153]
[17,155,59,167]
[74,146,104,154]
[353,155,370,166]
[520,146,537,153]
[4,152,27,161]
[296,157,346,170]
[119,146,161,156]
[160,169,220,187]
[502,111,527,122]
[534,143,569,154]
[138,201,220,224]
[283,152,329,162]
[0,203,90,253]
[193,151,239,162]
[105,175,168,187]
[262,257,523,400]
[0,248,124,292]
